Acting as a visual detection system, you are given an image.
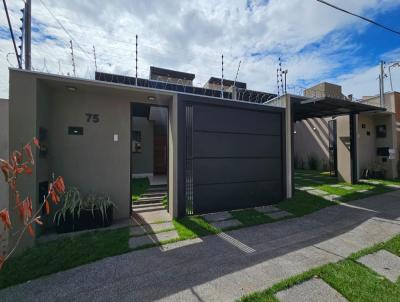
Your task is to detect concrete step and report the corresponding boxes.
[132,202,164,209]
[147,186,168,192]
[134,197,165,205]
[141,192,167,198]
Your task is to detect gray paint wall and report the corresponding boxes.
[131,116,154,175]
[0,99,9,256]
[9,71,38,253]
[47,87,131,220]
[8,69,180,254]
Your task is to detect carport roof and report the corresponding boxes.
[292,96,385,121]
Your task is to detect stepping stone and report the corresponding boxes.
[357,189,369,193]
[129,230,179,249]
[312,180,324,184]
[323,194,340,201]
[358,250,400,282]
[359,179,381,185]
[329,184,342,188]
[202,211,232,222]
[130,222,175,236]
[297,186,315,191]
[160,238,203,251]
[385,184,400,189]
[266,210,293,220]
[276,278,347,302]
[371,181,382,185]
[341,186,353,190]
[254,205,281,214]
[211,219,242,230]
[303,178,313,181]
[308,189,328,196]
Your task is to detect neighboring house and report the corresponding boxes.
[0,99,9,257]
[294,83,399,180]
[7,66,381,253]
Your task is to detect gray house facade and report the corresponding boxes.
[7,67,383,253]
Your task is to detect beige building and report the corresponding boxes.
[294,82,399,181]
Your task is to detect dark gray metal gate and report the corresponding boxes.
[180,95,285,215]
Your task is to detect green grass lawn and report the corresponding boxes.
[0,227,130,289]
[131,177,149,201]
[2,170,399,290]
[240,234,400,302]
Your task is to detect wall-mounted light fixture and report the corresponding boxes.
[312,127,317,131]
[147,96,156,101]
[66,86,77,92]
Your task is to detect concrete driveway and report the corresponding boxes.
[2,191,400,302]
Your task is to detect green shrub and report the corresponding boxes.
[54,187,114,225]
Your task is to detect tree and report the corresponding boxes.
[0,138,65,269]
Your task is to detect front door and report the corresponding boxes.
[154,135,167,175]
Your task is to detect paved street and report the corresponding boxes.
[1,191,400,302]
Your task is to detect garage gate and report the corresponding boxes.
[181,95,286,215]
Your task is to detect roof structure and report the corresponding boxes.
[150,66,195,81]
[95,71,275,103]
[291,96,385,121]
[207,77,247,89]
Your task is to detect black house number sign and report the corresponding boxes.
[86,113,100,123]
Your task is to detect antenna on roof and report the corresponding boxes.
[221,54,224,99]
[70,40,76,77]
[135,34,138,86]
[93,45,97,72]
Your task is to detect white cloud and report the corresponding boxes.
[0,0,399,99]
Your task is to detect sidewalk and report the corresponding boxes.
[1,191,400,302]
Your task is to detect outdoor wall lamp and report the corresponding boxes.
[66,86,77,92]
[147,96,156,101]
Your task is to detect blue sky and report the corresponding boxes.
[0,0,399,99]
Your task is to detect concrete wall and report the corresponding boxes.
[131,116,154,175]
[8,69,179,254]
[357,114,376,177]
[0,99,9,257]
[293,118,329,170]
[336,115,352,182]
[9,71,38,253]
[304,82,344,99]
[374,114,397,179]
[47,87,132,220]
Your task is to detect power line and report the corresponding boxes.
[316,0,400,36]
[38,0,92,59]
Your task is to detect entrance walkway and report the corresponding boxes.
[130,184,178,249]
[2,191,400,301]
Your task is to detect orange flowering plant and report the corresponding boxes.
[0,138,65,269]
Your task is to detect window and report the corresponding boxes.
[132,130,142,153]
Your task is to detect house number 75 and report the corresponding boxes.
[86,113,100,123]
